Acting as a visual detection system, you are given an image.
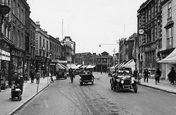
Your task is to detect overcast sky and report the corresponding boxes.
[27,0,145,55]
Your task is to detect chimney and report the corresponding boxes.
[56,37,59,41]
[36,21,40,28]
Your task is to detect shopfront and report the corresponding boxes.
[0,40,12,89]
[10,48,25,82]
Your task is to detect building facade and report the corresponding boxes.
[119,35,134,64]
[0,1,12,89]
[62,36,75,63]
[137,0,162,74]
[35,21,50,76]
[0,0,31,88]
[159,0,176,79]
[29,18,36,73]
[48,35,62,73]
[75,52,96,65]
[96,51,112,72]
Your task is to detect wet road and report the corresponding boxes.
[14,72,176,115]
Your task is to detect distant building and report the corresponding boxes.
[96,51,113,72]
[61,36,75,63]
[119,34,135,64]
[75,52,95,65]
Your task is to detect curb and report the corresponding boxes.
[139,84,176,94]
[6,83,51,115]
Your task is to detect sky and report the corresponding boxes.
[27,0,145,55]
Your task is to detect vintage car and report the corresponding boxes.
[79,73,94,85]
[56,69,67,79]
[110,67,138,93]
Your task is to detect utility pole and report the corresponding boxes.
[62,19,64,39]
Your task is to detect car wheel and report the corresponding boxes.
[80,82,83,86]
[116,83,120,92]
[133,83,138,93]
[110,83,113,90]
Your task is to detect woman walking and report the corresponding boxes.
[168,67,176,84]
[155,68,161,85]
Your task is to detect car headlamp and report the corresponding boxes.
[121,80,124,84]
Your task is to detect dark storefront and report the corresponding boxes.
[10,48,25,84]
[0,38,13,89]
[36,56,50,77]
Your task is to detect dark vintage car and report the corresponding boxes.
[56,69,67,79]
[79,74,94,85]
[110,67,138,93]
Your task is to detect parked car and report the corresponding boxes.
[110,67,138,93]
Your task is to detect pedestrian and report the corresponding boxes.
[143,68,150,82]
[155,68,161,85]
[69,68,75,83]
[168,67,176,84]
[30,70,35,83]
[14,73,24,95]
[133,69,138,79]
[36,70,41,84]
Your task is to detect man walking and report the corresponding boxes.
[143,68,150,82]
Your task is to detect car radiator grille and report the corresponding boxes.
[124,80,131,85]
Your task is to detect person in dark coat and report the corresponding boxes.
[14,73,24,95]
[155,68,162,85]
[69,68,75,83]
[30,70,35,83]
[143,68,150,83]
[168,67,176,84]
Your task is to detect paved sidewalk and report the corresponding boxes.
[140,78,176,94]
[0,77,52,115]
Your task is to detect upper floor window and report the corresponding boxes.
[168,2,172,21]
[148,9,151,21]
[158,0,161,12]
[166,27,173,49]
[39,36,41,48]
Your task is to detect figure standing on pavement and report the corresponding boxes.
[14,73,24,95]
[143,68,150,83]
[168,67,176,84]
[36,70,41,84]
[69,68,75,83]
[30,70,35,83]
[155,68,161,85]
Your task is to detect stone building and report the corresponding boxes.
[0,0,31,88]
[137,0,162,74]
[35,21,50,76]
[158,0,176,79]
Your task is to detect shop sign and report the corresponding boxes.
[0,49,10,61]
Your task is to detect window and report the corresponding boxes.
[148,9,150,21]
[39,36,41,48]
[168,2,172,21]
[166,27,173,49]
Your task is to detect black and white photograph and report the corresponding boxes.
[1,0,176,115]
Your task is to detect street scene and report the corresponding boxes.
[1,0,176,115]
[10,73,176,115]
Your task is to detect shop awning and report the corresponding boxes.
[122,59,135,72]
[86,65,96,69]
[56,63,67,70]
[158,48,176,64]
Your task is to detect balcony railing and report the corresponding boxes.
[0,0,10,6]
[0,0,10,15]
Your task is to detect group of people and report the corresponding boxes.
[143,67,176,85]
